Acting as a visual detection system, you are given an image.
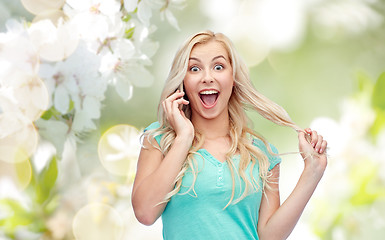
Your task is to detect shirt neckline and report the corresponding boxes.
[198,149,240,166]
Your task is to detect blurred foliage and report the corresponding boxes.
[371,73,385,137]
[0,156,58,238]
[310,72,385,240]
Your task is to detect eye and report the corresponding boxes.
[214,64,224,71]
[190,66,200,72]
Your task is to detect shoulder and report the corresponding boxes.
[144,121,161,132]
[252,138,279,154]
[143,121,163,146]
[252,138,281,171]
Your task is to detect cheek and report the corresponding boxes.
[183,79,194,100]
[223,77,234,91]
[183,75,198,92]
[222,81,235,100]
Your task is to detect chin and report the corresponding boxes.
[196,108,227,121]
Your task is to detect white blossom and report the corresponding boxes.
[0,1,185,238]
[161,8,180,30]
[21,0,66,15]
[137,0,153,26]
[35,118,69,157]
[311,0,383,37]
[159,0,186,30]
[0,111,38,163]
[39,42,107,132]
[0,19,48,164]
[65,0,122,44]
[124,0,139,13]
[0,19,39,76]
[28,18,79,62]
[0,0,184,155]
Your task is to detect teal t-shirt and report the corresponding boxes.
[144,122,281,240]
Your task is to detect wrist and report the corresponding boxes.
[303,164,325,182]
[174,134,193,149]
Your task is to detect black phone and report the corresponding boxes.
[177,83,188,110]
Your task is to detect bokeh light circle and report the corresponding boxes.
[21,0,66,15]
[0,73,48,121]
[15,75,49,121]
[28,19,79,62]
[0,159,33,191]
[33,9,67,26]
[98,124,141,177]
[38,23,79,62]
[0,112,38,163]
[72,203,124,240]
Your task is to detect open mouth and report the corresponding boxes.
[199,90,219,108]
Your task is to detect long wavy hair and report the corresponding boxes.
[145,30,303,208]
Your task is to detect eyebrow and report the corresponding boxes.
[188,55,227,62]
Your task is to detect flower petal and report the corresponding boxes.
[115,79,133,102]
[54,85,70,114]
[137,0,152,26]
[165,9,180,31]
[124,0,138,13]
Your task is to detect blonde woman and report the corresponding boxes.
[132,31,327,240]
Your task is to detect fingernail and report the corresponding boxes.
[319,149,323,154]
[315,148,319,152]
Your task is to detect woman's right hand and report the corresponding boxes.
[162,90,194,143]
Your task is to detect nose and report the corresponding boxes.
[202,70,214,84]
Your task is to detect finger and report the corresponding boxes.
[172,99,180,115]
[164,98,174,121]
[170,97,189,112]
[180,109,187,118]
[310,130,318,147]
[166,91,185,102]
[173,98,189,106]
[319,140,327,154]
[298,129,312,143]
[171,98,187,113]
[162,101,167,116]
[297,131,310,146]
[298,131,315,160]
[164,99,171,116]
[298,130,306,140]
[165,92,185,111]
[314,135,323,153]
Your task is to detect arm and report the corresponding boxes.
[131,91,193,226]
[257,129,327,240]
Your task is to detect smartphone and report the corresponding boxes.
[177,83,187,111]
[178,83,184,93]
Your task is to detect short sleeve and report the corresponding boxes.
[144,121,163,146]
[252,138,281,171]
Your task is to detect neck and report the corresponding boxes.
[191,113,230,139]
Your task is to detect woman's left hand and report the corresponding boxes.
[298,128,327,176]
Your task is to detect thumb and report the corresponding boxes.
[298,130,313,153]
[297,130,307,143]
[298,130,311,144]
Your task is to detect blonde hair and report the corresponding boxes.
[146,30,303,208]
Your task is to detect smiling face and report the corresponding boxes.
[183,40,234,122]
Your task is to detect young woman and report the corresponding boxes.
[131,31,327,240]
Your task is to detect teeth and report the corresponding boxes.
[200,90,218,95]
